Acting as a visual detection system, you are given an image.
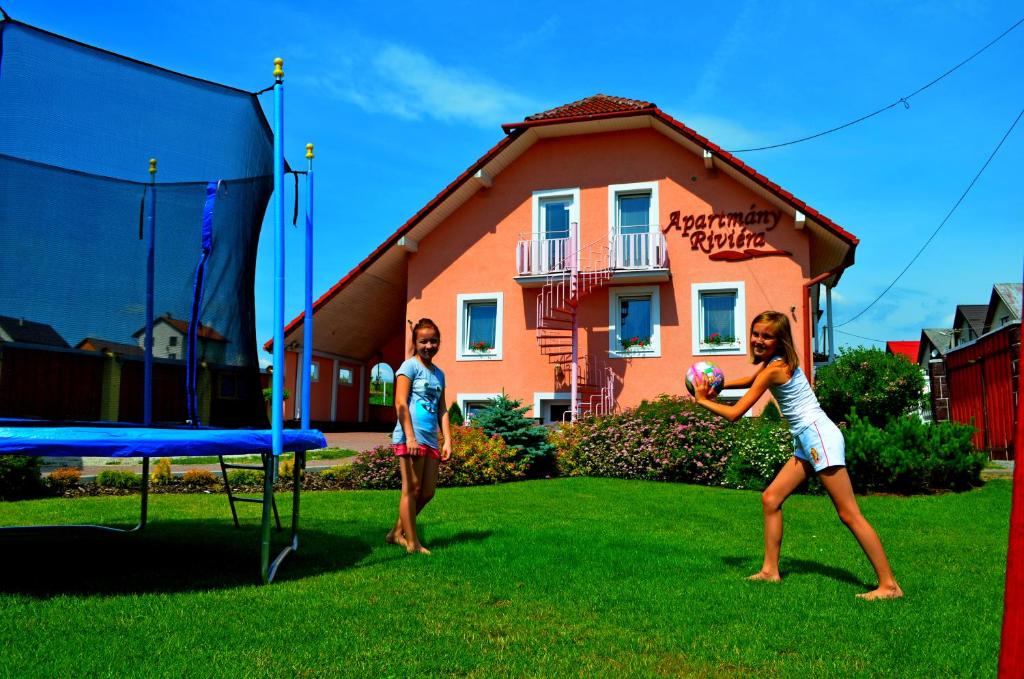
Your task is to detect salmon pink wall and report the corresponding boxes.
[403,128,812,418]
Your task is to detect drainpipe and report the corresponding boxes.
[802,268,841,383]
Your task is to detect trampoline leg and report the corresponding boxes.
[259,451,274,584]
[289,449,304,551]
[132,457,150,532]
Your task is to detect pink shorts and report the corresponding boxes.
[391,443,441,460]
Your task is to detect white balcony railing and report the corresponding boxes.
[516,237,570,276]
[517,229,666,276]
[610,230,667,270]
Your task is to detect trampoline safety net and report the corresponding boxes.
[0,18,274,427]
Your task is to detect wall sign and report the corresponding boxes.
[662,204,791,261]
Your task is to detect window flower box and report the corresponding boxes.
[469,341,494,353]
[619,336,652,350]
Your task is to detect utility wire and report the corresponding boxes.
[727,16,1024,153]
[835,329,887,344]
[835,106,1023,328]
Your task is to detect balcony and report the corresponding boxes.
[515,230,669,287]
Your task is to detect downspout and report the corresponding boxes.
[801,268,841,383]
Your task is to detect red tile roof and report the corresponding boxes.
[885,341,920,363]
[521,94,656,123]
[133,313,226,342]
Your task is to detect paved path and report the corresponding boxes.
[41,431,392,480]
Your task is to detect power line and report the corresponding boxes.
[835,329,887,344]
[835,106,1023,328]
[727,16,1024,153]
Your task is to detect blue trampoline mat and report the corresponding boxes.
[0,423,327,458]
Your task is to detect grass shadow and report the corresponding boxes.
[0,519,372,598]
[722,555,867,588]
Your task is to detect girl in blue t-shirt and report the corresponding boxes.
[386,318,452,555]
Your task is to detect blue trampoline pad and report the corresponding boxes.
[0,426,327,458]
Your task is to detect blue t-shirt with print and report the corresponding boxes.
[391,357,445,449]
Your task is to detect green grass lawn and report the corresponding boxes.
[0,478,1010,677]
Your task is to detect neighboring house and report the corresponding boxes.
[984,283,1022,332]
[951,304,988,348]
[0,314,69,348]
[75,337,144,357]
[131,313,227,364]
[917,328,955,423]
[940,283,1020,460]
[270,95,859,425]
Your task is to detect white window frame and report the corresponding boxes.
[608,285,661,359]
[533,391,572,424]
[457,393,503,422]
[532,188,580,239]
[456,292,503,362]
[607,181,659,238]
[691,281,746,356]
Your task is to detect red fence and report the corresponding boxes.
[946,323,1019,460]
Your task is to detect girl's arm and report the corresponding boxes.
[394,374,419,449]
[693,364,783,422]
[721,361,768,390]
[437,387,452,461]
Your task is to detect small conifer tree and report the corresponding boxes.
[448,402,464,426]
[471,394,555,476]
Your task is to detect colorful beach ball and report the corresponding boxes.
[685,361,725,397]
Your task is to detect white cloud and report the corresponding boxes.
[669,112,768,150]
[308,41,541,128]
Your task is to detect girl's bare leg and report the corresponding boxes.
[818,466,903,600]
[394,455,430,554]
[386,456,441,549]
[750,456,812,581]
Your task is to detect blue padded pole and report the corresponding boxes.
[144,159,156,426]
[301,144,314,431]
[271,58,285,458]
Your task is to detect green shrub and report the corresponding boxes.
[549,423,587,477]
[181,469,218,486]
[226,469,265,487]
[318,464,357,488]
[760,400,783,423]
[96,469,141,490]
[471,395,556,476]
[814,347,924,427]
[439,426,527,487]
[151,457,173,485]
[45,466,82,494]
[721,418,793,491]
[844,410,985,493]
[448,402,465,426]
[0,455,43,500]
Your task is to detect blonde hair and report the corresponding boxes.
[749,311,799,369]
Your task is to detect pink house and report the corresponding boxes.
[270,95,859,426]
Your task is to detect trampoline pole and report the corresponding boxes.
[144,158,156,427]
[301,143,314,433]
[263,57,285,584]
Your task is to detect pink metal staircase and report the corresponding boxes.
[535,231,615,420]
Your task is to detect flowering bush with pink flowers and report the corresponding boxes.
[553,394,792,489]
[348,426,526,490]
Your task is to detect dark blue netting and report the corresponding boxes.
[0,19,273,426]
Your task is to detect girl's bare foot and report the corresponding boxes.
[747,571,782,583]
[406,544,431,555]
[385,529,407,547]
[856,584,904,600]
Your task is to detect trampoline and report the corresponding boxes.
[0,13,325,583]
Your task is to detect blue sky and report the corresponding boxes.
[10,0,1023,363]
